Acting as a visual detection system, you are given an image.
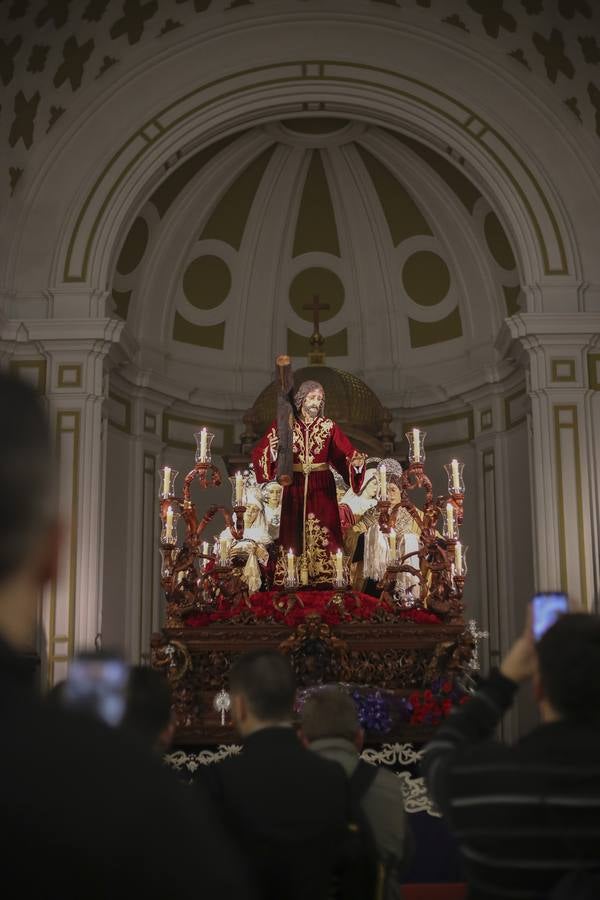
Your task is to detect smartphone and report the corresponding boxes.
[62,652,130,727]
[530,591,569,642]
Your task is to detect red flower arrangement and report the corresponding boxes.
[184,590,442,629]
[407,680,470,725]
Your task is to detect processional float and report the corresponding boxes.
[152,358,478,745]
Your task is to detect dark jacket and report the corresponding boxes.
[0,636,250,899]
[422,668,600,899]
[203,726,349,900]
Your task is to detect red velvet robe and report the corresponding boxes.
[252,417,364,561]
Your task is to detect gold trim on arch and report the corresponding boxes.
[63,61,567,284]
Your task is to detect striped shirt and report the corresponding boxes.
[422,669,600,899]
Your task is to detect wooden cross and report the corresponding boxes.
[303,294,330,337]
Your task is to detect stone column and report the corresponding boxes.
[498,313,600,611]
[1,317,126,684]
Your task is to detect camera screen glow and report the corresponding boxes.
[532,593,568,642]
[63,658,129,727]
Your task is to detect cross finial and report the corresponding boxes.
[303,294,330,365]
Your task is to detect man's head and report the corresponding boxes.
[535,612,600,724]
[295,381,325,422]
[300,687,363,751]
[229,650,296,737]
[0,370,57,650]
[122,666,175,753]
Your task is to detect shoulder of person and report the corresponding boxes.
[368,765,407,800]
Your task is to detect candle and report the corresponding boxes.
[219,537,230,565]
[166,505,174,543]
[379,463,387,501]
[455,540,463,575]
[451,458,460,491]
[446,502,455,538]
[235,471,243,504]
[200,427,208,462]
[162,466,171,497]
[412,428,421,462]
[388,530,397,560]
[334,548,343,580]
[287,548,295,581]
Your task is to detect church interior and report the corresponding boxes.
[1,0,599,893]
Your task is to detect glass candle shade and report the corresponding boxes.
[219,536,231,566]
[332,549,346,587]
[443,502,458,540]
[378,464,387,501]
[194,427,215,464]
[444,459,465,495]
[229,472,246,506]
[285,549,298,588]
[406,427,426,464]
[160,504,179,545]
[158,466,178,499]
[454,541,468,576]
[201,540,211,570]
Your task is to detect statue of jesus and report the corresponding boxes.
[252,380,367,585]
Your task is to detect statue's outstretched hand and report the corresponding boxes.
[350,451,367,468]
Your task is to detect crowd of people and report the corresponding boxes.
[2,366,600,899]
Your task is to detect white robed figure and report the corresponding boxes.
[219,485,273,593]
[363,459,421,599]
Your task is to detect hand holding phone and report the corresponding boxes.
[531,592,569,642]
[62,652,129,727]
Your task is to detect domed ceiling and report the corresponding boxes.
[2,0,598,205]
[112,117,522,403]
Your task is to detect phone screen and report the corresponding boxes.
[62,655,129,727]
[531,592,568,642]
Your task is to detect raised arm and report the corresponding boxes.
[328,424,366,493]
[251,421,278,483]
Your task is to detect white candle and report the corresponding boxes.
[166,505,174,543]
[162,466,171,497]
[235,471,243,504]
[379,463,387,501]
[451,458,460,491]
[334,548,343,580]
[412,428,421,462]
[455,540,463,575]
[446,502,455,538]
[287,548,295,580]
[200,427,208,462]
[388,530,397,559]
[219,537,230,565]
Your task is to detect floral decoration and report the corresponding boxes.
[184,590,441,629]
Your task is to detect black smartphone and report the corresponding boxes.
[530,591,569,642]
[61,652,129,727]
